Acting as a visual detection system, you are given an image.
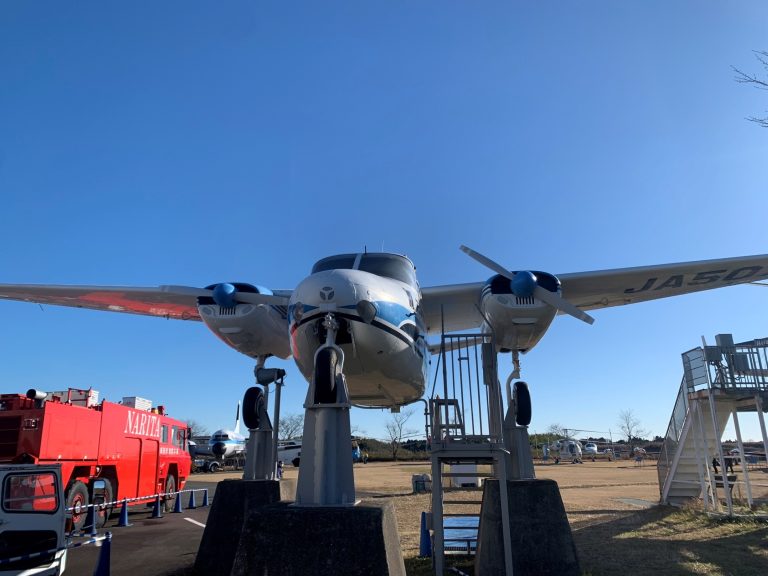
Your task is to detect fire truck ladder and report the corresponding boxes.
[659,334,768,515]
[428,334,515,576]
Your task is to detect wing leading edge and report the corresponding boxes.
[421,253,768,334]
[0,284,205,320]
[559,253,768,311]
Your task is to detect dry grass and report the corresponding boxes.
[212,461,768,575]
[344,461,768,575]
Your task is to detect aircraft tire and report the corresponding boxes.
[314,348,338,404]
[513,381,532,426]
[292,457,300,467]
[208,461,221,473]
[66,480,89,532]
[242,386,263,430]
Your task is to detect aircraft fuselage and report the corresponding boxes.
[288,254,428,407]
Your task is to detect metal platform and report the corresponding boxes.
[659,334,768,514]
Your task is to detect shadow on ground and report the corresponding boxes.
[573,505,768,576]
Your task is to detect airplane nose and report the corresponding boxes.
[212,442,226,456]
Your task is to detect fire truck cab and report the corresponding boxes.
[0,464,67,575]
[0,388,191,531]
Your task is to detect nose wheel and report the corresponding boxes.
[295,313,357,506]
[314,347,341,404]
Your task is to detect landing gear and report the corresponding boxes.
[513,381,531,426]
[295,313,357,506]
[314,347,341,404]
[501,355,535,480]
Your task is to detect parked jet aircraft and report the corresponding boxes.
[0,248,767,409]
[207,402,246,459]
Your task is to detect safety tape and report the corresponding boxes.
[66,488,208,512]
[0,532,111,564]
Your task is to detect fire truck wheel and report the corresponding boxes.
[66,481,89,532]
[94,479,113,528]
[163,476,177,512]
[207,461,221,473]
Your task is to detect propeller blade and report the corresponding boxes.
[533,286,595,325]
[233,292,290,306]
[459,245,595,325]
[459,245,516,281]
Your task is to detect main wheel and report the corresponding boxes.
[513,381,532,426]
[314,348,339,404]
[163,475,176,513]
[93,479,113,528]
[242,386,264,430]
[66,480,89,532]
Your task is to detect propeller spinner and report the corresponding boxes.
[460,245,595,325]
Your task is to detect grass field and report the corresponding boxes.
[210,460,768,575]
[321,460,768,575]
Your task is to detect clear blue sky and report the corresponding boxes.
[1,2,767,443]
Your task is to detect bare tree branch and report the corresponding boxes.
[384,409,417,460]
[733,50,768,127]
[278,413,304,441]
[185,419,209,438]
[617,409,649,444]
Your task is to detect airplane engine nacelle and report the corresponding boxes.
[198,283,291,359]
[481,273,559,353]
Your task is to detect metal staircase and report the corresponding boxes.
[428,334,516,576]
[659,334,768,514]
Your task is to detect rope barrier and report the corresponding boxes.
[0,532,111,565]
[66,488,209,513]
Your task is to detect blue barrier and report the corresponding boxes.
[173,492,184,513]
[92,532,112,576]
[202,488,209,507]
[116,499,131,527]
[419,511,432,558]
[151,494,163,519]
[187,489,197,510]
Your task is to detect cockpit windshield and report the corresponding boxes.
[311,254,357,273]
[310,253,417,287]
[358,254,417,286]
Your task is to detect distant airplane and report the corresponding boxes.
[1,248,767,411]
[207,402,246,460]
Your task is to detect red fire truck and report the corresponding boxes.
[0,388,192,530]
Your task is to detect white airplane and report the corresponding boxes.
[207,402,246,459]
[0,248,767,412]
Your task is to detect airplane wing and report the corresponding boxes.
[421,282,485,334]
[558,254,768,311]
[0,284,205,320]
[421,254,768,333]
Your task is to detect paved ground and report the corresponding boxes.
[65,478,217,576]
[65,461,661,575]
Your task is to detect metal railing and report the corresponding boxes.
[658,378,689,494]
[684,338,768,393]
[431,333,500,445]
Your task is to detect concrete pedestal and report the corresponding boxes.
[474,479,580,576]
[194,479,295,576]
[230,500,405,576]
